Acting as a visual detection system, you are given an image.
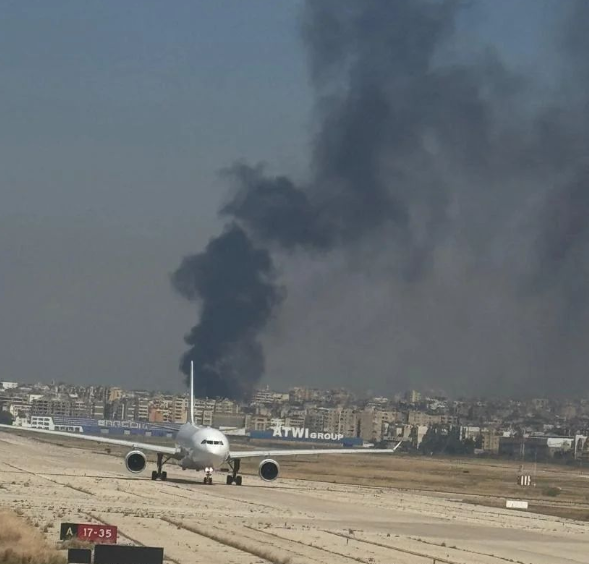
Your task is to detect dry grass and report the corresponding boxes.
[0,508,65,564]
[241,449,589,500]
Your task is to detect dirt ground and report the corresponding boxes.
[1,430,588,564]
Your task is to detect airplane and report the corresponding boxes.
[0,363,400,485]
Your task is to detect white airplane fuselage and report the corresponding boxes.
[175,423,230,471]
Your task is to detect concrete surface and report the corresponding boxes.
[0,432,588,564]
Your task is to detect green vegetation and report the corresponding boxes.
[0,411,14,425]
[419,425,477,456]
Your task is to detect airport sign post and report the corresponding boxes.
[60,523,118,544]
[67,548,91,564]
[94,544,164,564]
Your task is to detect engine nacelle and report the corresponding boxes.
[258,458,280,482]
[125,450,147,474]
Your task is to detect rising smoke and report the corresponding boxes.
[171,223,284,399]
[173,0,589,399]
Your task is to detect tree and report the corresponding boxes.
[0,411,14,425]
[419,425,448,455]
[419,425,478,456]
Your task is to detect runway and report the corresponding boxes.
[0,432,588,564]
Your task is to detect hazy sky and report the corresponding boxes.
[1,1,312,391]
[1,1,580,396]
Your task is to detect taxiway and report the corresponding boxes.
[0,432,587,564]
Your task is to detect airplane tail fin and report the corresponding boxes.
[189,361,195,425]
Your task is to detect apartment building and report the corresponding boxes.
[359,409,399,442]
[31,395,73,417]
[324,408,359,437]
[172,395,189,423]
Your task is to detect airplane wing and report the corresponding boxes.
[0,424,178,456]
[230,441,401,459]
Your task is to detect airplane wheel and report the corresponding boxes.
[207,477,213,485]
[151,471,158,481]
[235,476,242,486]
[226,475,233,485]
[161,471,167,481]
[203,477,207,484]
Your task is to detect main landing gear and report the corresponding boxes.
[226,459,242,486]
[203,467,213,485]
[151,453,169,481]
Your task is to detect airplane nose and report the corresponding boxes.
[210,451,225,463]
[198,446,226,464]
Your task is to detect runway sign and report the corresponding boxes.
[94,544,164,564]
[518,474,532,486]
[506,500,528,509]
[67,548,91,563]
[60,523,118,543]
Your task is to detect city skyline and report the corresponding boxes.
[2,377,588,462]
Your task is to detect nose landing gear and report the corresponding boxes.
[203,467,213,485]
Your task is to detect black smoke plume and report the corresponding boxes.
[174,0,589,398]
[171,224,284,399]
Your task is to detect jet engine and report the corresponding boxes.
[125,450,147,474]
[258,459,280,481]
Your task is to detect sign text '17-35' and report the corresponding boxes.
[60,523,117,544]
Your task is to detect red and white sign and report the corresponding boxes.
[76,524,117,543]
[61,522,118,544]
